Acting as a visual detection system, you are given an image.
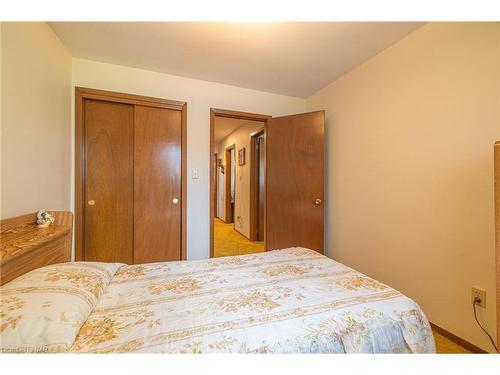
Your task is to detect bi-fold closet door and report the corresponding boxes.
[78,88,185,264]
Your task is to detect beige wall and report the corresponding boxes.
[71,58,306,260]
[216,121,265,238]
[307,22,499,352]
[1,23,72,218]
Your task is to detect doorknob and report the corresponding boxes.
[172,198,179,204]
[88,200,95,206]
[314,198,322,205]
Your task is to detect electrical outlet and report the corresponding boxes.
[471,287,486,308]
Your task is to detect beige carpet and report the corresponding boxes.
[214,218,264,257]
[433,330,470,353]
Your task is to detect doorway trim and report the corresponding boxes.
[225,144,236,224]
[250,129,265,241]
[209,108,271,258]
[213,153,218,218]
[75,87,187,261]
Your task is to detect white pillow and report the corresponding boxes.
[0,262,123,353]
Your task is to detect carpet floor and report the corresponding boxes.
[213,218,264,257]
[433,330,470,353]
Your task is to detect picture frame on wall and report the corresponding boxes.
[238,148,246,166]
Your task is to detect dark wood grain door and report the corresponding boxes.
[84,99,134,263]
[266,111,325,253]
[258,134,265,241]
[134,105,182,263]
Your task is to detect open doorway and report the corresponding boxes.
[210,109,269,258]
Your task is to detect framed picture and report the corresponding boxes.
[238,148,246,166]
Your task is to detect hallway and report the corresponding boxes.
[213,218,264,257]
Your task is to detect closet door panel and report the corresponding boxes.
[134,105,182,263]
[84,99,134,263]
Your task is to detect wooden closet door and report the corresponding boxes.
[84,99,134,263]
[134,105,182,263]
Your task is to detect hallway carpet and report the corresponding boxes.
[214,218,264,257]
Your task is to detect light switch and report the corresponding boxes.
[192,169,199,179]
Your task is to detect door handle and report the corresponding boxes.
[88,200,95,206]
[314,198,322,205]
[172,198,179,204]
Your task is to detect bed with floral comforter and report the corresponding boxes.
[0,248,435,353]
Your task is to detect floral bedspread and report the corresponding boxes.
[69,248,435,353]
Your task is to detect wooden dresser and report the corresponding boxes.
[0,211,73,285]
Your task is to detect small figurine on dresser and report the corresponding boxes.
[36,210,55,228]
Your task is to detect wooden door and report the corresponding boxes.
[84,99,134,263]
[266,111,324,253]
[76,87,186,263]
[494,142,500,351]
[134,105,182,263]
[225,145,235,223]
[258,134,265,241]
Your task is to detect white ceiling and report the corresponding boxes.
[50,22,423,98]
[214,117,264,144]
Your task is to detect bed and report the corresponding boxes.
[1,242,435,353]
